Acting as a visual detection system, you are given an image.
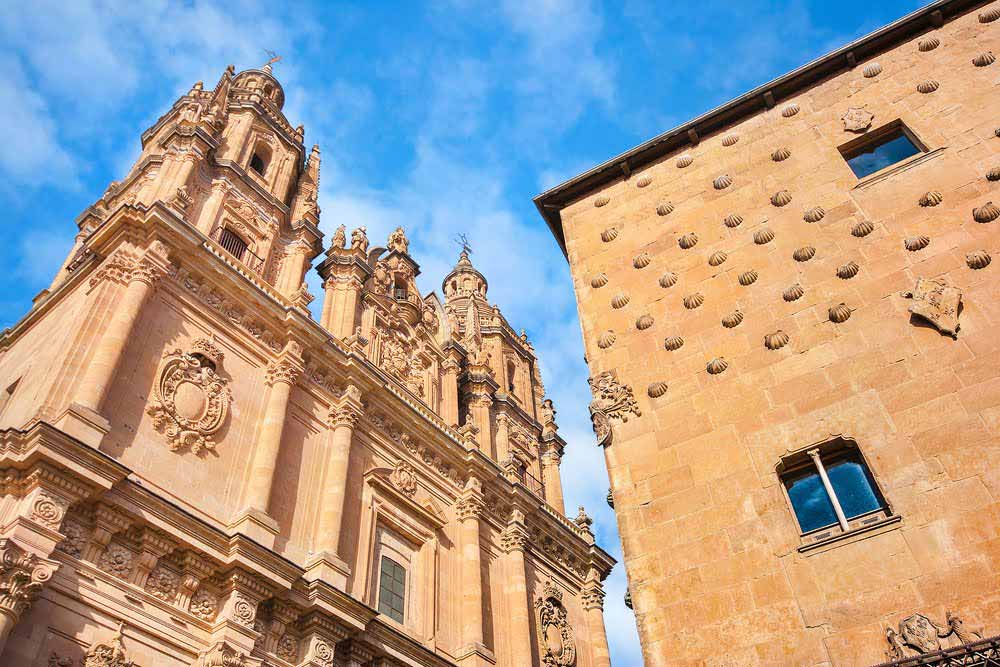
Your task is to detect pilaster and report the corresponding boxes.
[500,509,533,667]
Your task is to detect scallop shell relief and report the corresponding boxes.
[594,194,610,208]
[676,154,694,168]
[803,206,825,223]
[601,227,619,242]
[783,283,804,302]
[683,293,704,310]
[656,202,675,216]
[633,253,651,269]
[829,303,852,323]
[597,331,616,349]
[974,52,996,67]
[771,190,792,207]
[590,273,608,288]
[708,251,728,267]
[837,261,860,279]
[647,381,669,398]
[771,147,791,162]
[919,191,942,207]
[781,103,800,118]
[713,174,734,190]
[722,310,744,328]
[863,62,883,78]
[706,358,729,375]
[793,246,816,262]
[636,314,654,330]
[852,220,875,237]
[917,80,940,94]
[678,233,698,249]
[659,272,678,288]
[738,270,758,286]
[611,293,630,309]
[905,235,930,252]
[636,174,653,188]
[722,134,740,147]
[724,213,743,228]
[754,228,775,245]
[764,330,790,350]
[967,250,991,269]
[973,201,1000,223]
[918,36,940,52]
[664,336,684,351]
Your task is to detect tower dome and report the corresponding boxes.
[442,249,488,300]
[232,65,285,110]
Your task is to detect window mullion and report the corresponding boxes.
[807,449,851,531]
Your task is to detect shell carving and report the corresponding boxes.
[987,167,1000,182]
[722,134,740,147]
[828,303,852,324]
[967,250,992,269]
[771,147,791,162]
[678,233,699,249]
[659,272,678,288]
[793,246,816,262]
[594,194,610,208]
[781,103,800,118]
[980,7,1000,23]
[676,154,694,168]
[863,62,883,78]
[683,293,705,310]
[973,201,1000,223]
[918,36,940,52]
[601,227,620,242]
[636,314,654,330]
[611,292,630,309]
[708,251,728,267]
[590,273,608,288]
[852,220,875,237]
[837,261,860,279]
[597,331,616,349]
[722,310,744,328]
[663,336,684,351]
[738,270,758,286]
[636,174,653,188]
[713,174,734,190]
[904,235,931,252]
[706,358,729,375]
[647,381,669,398]
[656,202,675,216]
[771,190,792,207]
[754,228,775,245]
[974,52,996,67]
[783,283,804,302]
[724,213,743,228]
[803,206,825,223]
[917,80,940,94]
[919,191,943,207]
[764,330,790,350]
[633,253,651,269]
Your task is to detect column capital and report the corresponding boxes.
[0,538,59,625]
[265,339,305,387]
[500,520,529,554]
[456,495,485,522]
[581,582,605,611]
[328,384,364,429]
[127,258,165,287]
[806,448,822,461]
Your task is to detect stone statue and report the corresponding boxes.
[350,226,369,253]
[387,226,409,254]
[331,224,346,249]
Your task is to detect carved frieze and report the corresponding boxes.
[587,371,641,447]
[145,565,180,602]
[98,543,134,580]
[147,338,231,454]
[366,411,463,487]
[189,586,219,621]
[902,277,962,337]
[885,611,985,661]
[535,580,577,666]
[82,622,134,667]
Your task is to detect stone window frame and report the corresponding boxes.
[840,119,945,188]
[776,437,901,554]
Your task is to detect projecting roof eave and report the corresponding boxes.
[533,0,978,260]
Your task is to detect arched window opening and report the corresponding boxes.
[249,152,266,176]
[218,227,249,262]
[393,276,407,301]
[506,360,517,394]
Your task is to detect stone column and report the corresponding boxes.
[440,357,461,426]
[74,257,162,413]
[501,509,533,667]
[455,478,492,665]
[194,180,230,235]
[494,413,511,463]
[236,342,302,545]
[278,240,311,297]
[808,448,850,531]
[582,569,611,667]
[307,385,363,589]
[0,539,59,654]
[321,274,366,340]
[540,444,566,514]
[468,395,493,455]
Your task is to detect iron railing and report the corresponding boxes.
[871,636,1000,667]
[211,227,264,275]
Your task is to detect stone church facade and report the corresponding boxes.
[0,63,614,666]
[535,0,1000,665]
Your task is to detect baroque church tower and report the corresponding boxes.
[0,63,613,667]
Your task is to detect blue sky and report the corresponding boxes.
[0,0,928,662]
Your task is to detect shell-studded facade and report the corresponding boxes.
[0,63,613,667]
[536,2,1000,666]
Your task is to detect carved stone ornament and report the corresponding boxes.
[203,642,247,667]
[389,460,418,497]
[902,277,962,338]
[535,580,577,666]
[588,371,641,447]
[83,621,134,667]
[0,538,58,621]
[842,107,874,133]
[885,611,985,661]
[147,338,231,454]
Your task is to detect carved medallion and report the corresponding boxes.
[535,581,577,666]
[902,277,962,337]
[588,371,641,447]
[147,338,231,454]
[389,460,418,497]
[842,107,874,133]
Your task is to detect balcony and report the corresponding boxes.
[873,636,1000,667]
[212,227,264,275]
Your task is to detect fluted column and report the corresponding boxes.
[194,180,230,234]
[321,274,365,339]
[494,413,511,463]
[456,477,492,665]
[315,385,363,557]
[582,569,611,667]
[468,395,493,455]
[501,510,533,666]
[75,257,162,413]
[278,240,311,297]
[240,342,302,534]
[540,445,566,514]
[440,358,461,426]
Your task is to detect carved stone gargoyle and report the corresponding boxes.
[901,277,962,338]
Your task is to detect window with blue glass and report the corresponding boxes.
[377,556,406,623]
[781,443,889,536]
[840,121,925,178]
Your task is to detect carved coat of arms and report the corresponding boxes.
[902,277,962,337]
[842,106,874,133]
[885,610,984,661]
[535,581,577,666]
[147,338,231,454]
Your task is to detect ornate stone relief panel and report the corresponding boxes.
[535,580,577,666]
[885,611,985,661]
[588,371,641,447]
[366,411,464,487]
[902,277,962,337]
[147,337,231,454]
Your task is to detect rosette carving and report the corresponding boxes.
[588,371,641,447]
[535,580,577,666]
[147,338,231,454]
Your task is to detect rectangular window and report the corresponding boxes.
[218,228,249,262]
[377,555,406,623]
[839,121,924,178]
[781,442,890,538]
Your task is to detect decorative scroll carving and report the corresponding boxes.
[147,338,231,454]
[885,611,985,661]
[389,460,417,497]
[0,539,57,624]
[588,371,641,447]
[535,580,577,666]
[842,106,874,132]
[902,277,962,338]
[30,491,69,530]
[82,622,134,667]
[203,642,247,667]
